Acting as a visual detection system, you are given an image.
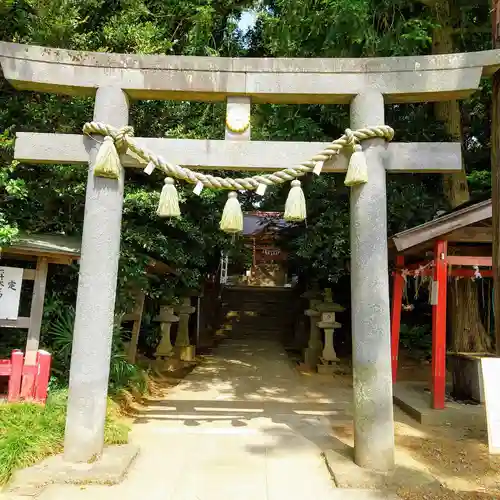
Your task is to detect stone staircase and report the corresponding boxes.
[221,286,299,343]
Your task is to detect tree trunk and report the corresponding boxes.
[491,4,500,354]
[434,99,470,206]
[431,0,490,353]
[449,279,491,353]
[432,0,470,208]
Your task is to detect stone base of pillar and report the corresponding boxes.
[175,345,196,362]
[197,330,214,351]
[154,356,183,372]
[317,363,339,375]
[291,318,309,350]
[155,346,174,358]
[304,346,322,369]
[7,445,139,496]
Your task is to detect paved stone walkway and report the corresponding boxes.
[9,338,396,499]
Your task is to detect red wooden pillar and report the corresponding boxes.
[432,240,448,410]
[20,364,37,400]
[7,350,23,402]
[391,255,405,382]
[20,361,37,400]
[34,350,51,403]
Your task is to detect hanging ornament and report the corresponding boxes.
[256,183,267,196]
[313,160,324,176]
[193,181,204,196]
[94,136,121,179]
[226,108,250,134]
[344,144,368,186]
[220,191,243,233]
[157,177,180,217]
[144,161,155,175]
[284,180,306,222]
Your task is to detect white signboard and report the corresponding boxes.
[0,266,23,320]
[481,358,500,454]
[430,280,438,305]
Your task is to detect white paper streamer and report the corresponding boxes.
[193,181,204,196]
[144,162,155,175]
[313,161,324,176]
[256,183,267,196]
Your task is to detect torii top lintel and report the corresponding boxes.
[1,42,500,104]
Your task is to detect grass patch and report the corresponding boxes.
[0,389,130,486]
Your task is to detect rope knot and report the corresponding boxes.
[111,126,134,153]
[344,128,356,149]
[82,121,134,153]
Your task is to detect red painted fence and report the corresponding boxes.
[0,350,51,403]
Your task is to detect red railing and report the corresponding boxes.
[0,350,51,403]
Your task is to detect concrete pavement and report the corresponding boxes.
[5,337,399,499]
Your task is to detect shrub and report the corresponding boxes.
[399,323,432,357]
[0,390,129,485]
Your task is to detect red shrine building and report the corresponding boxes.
[243,212,289,287]
[389,199,493,410]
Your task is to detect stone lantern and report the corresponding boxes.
[316,289,344,374]
[154,305,179,365]
[301,289,323,369]
[174,296,196,361]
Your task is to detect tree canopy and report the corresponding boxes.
[0,0,494,345]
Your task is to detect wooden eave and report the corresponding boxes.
[390,199,492,255]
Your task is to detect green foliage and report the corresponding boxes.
[249,0,492,285]
[468,170,492,199]
[0,0,255,319]
[0,1,494,360]
[248,0,490,58]
[250,0,437,58]
[44,305,147,394]
[0,390,129,485]
[399,323,432,355]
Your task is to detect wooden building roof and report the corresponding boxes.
[2,232,81,264]
[389,199,492,257]
[2,232,177,274]
[243,212,288,238]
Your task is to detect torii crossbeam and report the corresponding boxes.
[2,41,497,471]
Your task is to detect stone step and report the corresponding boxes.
[223,315,294,324]
[220,288,299,340]
[222,307,294,313]
[222,304,295,312]
[222,313,294,320]
[223,304,294,308]
[330,491,400,499]
[223,291,294,297]
[222,305,295,312]
[229,319,293,326]
[222,297,295,305]
[222,302,294,311]
[225,327,292,334]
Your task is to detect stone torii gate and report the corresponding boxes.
[2,42,498,471]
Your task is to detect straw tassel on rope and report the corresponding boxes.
[344,144,368,187]
[220,191,243,233]
[157,177,181,217]
[284,180,306,222]
[94,136,122,179]
[84,121,394,193]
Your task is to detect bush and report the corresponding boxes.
[399,323,432,357]
[46,306,148,394]
[0,390,129,485]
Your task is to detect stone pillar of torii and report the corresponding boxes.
[2,41,496,471]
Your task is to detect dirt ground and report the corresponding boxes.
[326,354,500,499]
[114,358,197,415]
[331,413,500,499]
